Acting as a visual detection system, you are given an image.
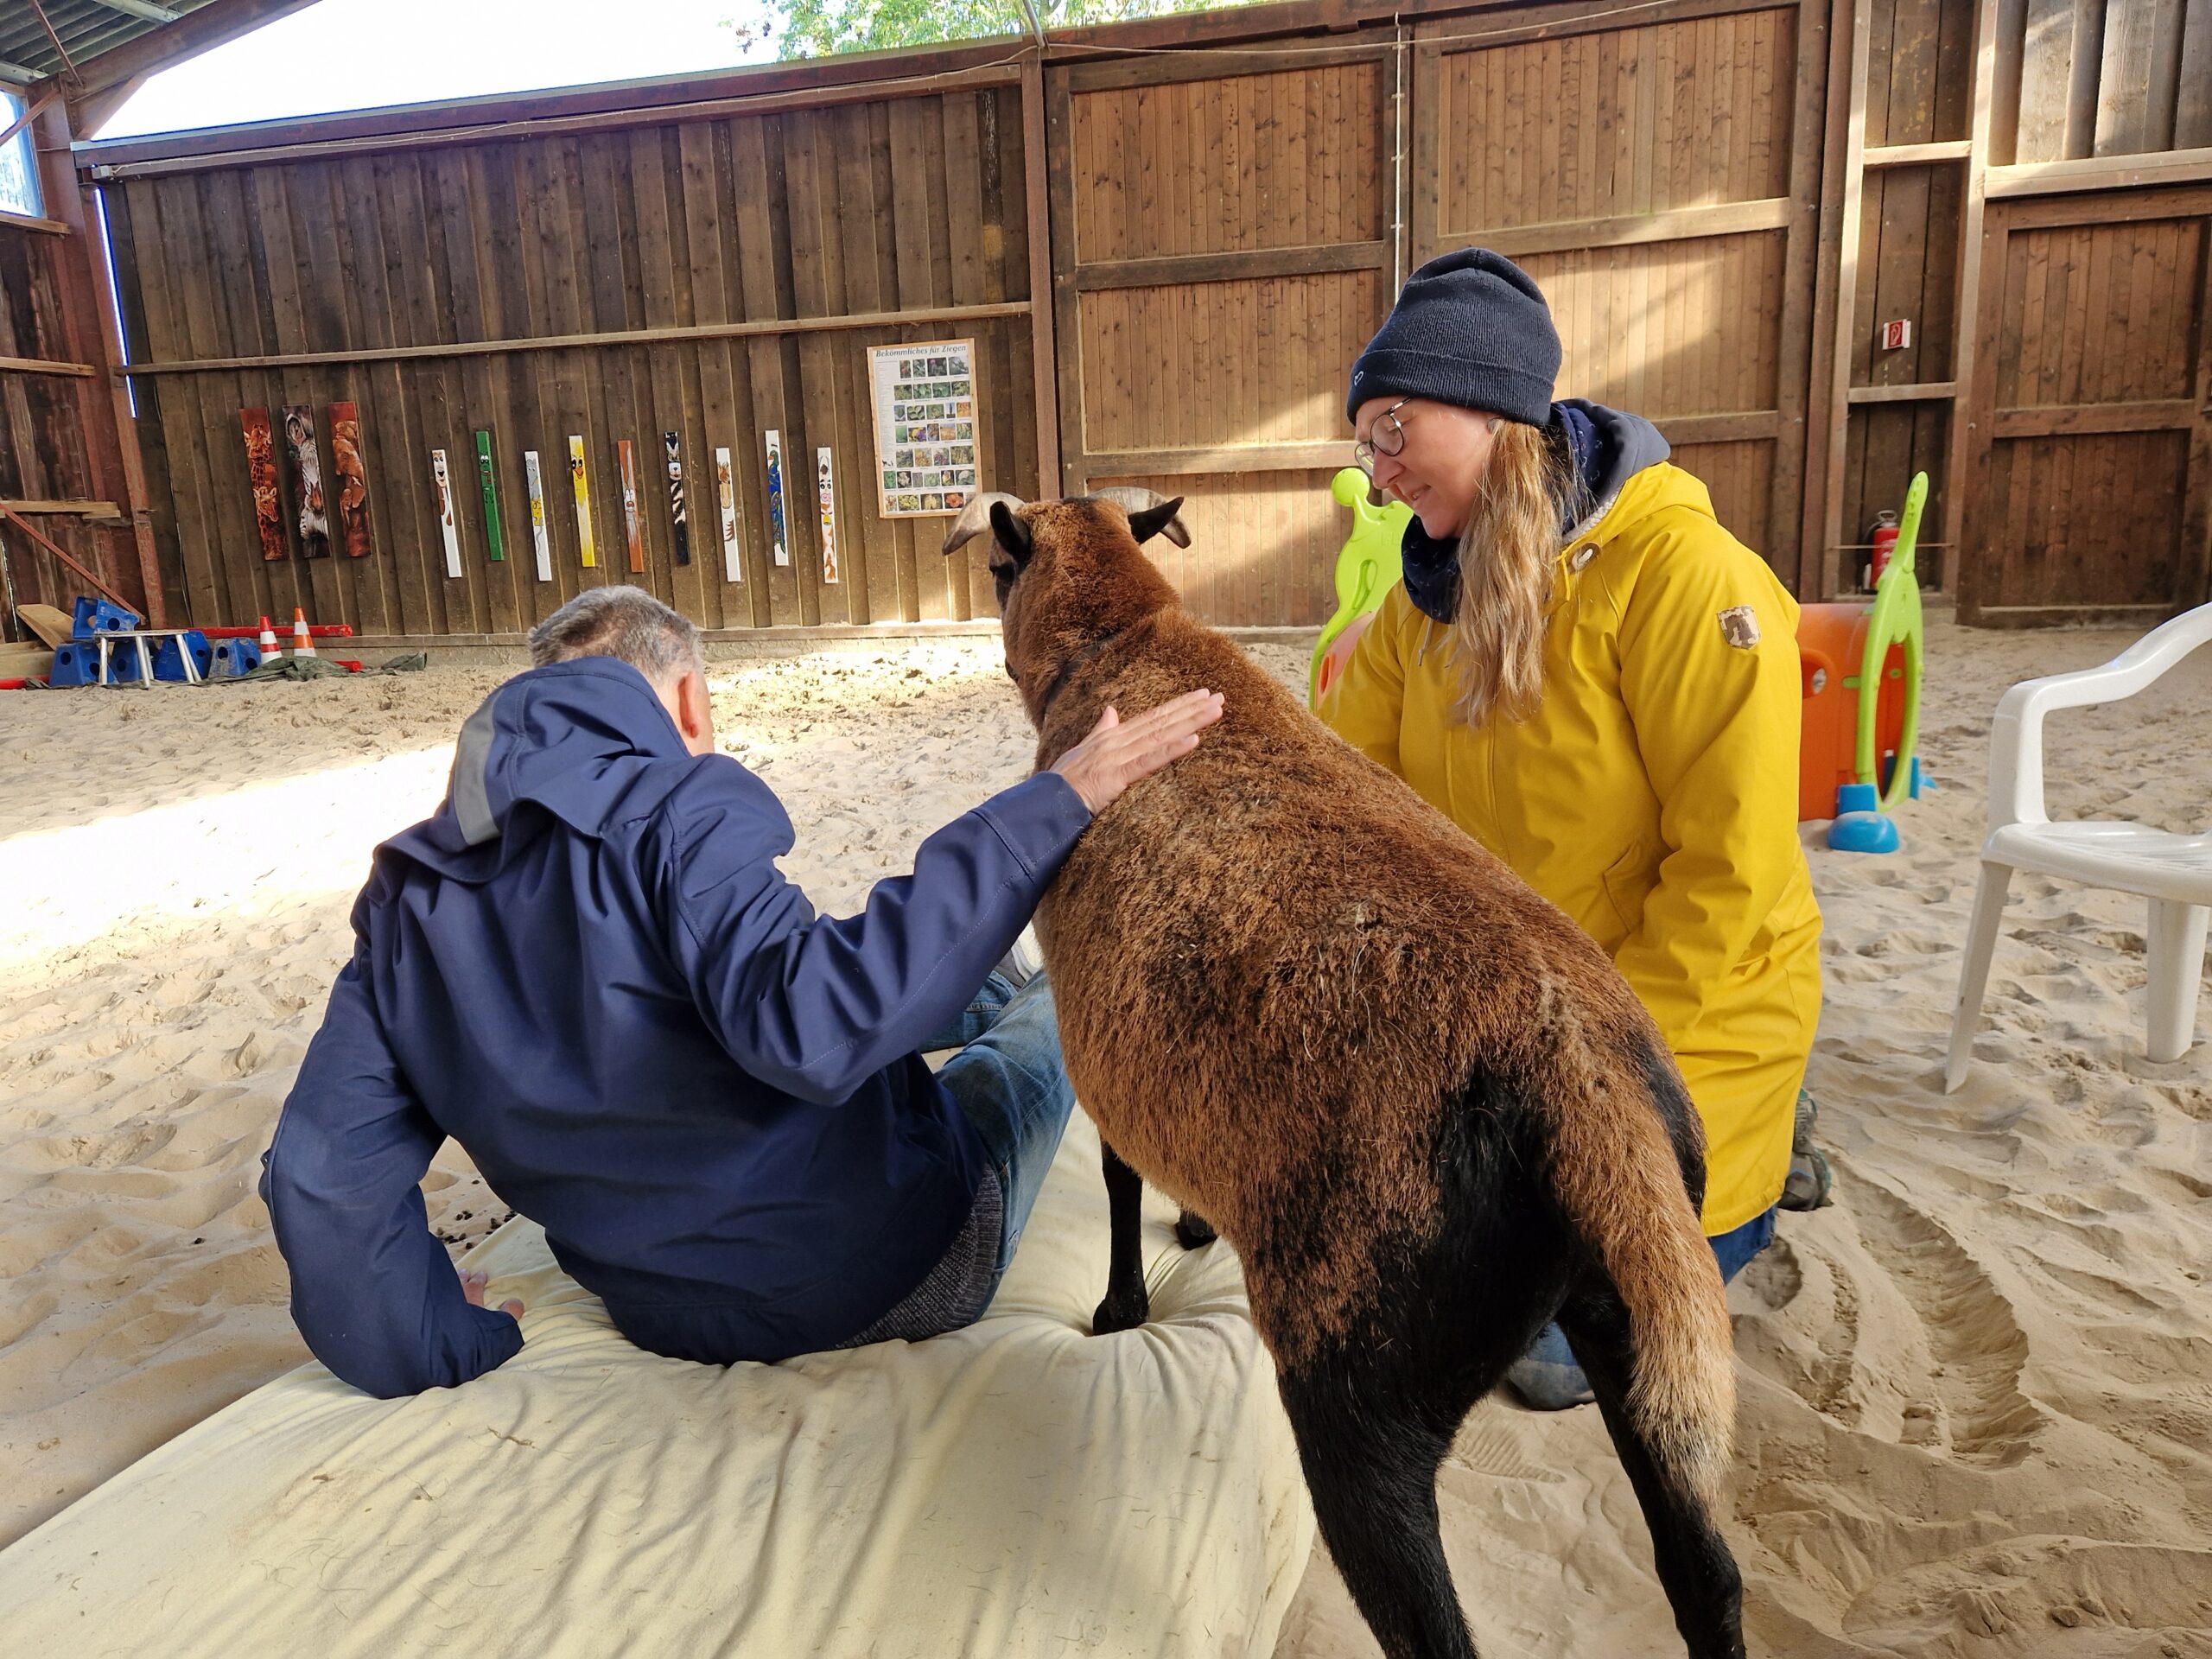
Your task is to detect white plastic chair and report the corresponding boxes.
[1946,603,2212,1091]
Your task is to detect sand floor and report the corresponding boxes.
[1,618,2207,1656]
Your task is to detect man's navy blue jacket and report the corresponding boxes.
[260,658,1090,1398]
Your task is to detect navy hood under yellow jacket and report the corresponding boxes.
[261,657,1090,1397]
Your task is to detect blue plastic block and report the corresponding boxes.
[206,637,263,678]
[153,630,215,683]
[1828,781,1901,853]
[47,642,102,688]
[70,595,143,639]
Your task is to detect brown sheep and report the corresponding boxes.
[944,487,1747,1659]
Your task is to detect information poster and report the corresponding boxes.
[764,429,790,566]
[715,446,743,583]
[868,340,979,518]
[524,449,553,582]
[430,449,462,579]
[568,435,596,569]
[817,447,839,585]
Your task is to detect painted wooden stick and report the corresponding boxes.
[664,431,690,567]
[474,429,505,561]
[239,407,287,562]
[816,446,839,586]
[617,439,645,573]
[524,449,552,583]
[327,401,373,558]
[764,429,789,568]
[715,445,742,583]
[568,435,596,569]
[430,449,462,579]
[283,405,329,559]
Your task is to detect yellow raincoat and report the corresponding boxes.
[1321,461,1821,1235]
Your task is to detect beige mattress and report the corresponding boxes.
[0,1112,1313,1656]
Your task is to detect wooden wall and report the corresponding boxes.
[1052,44,1395,627]
[68,0,2212,636]
[0,223,109,626]
[105,79,1039,637]
[1,99,160,639]
[1414,0,1827,583]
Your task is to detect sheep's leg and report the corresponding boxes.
[1173,1209,1216,1249]
[1276,1360,1478,1659]
[1557,1292,1745,1659]
[1091,1139,1151,1334]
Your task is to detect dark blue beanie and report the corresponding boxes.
[1345,249,1560,428]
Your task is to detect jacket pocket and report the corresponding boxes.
[1599,838,1658,940]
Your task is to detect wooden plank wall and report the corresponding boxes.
[105,83,1037,635]
[0,215,154,632]
[1414,0,1829,587]
[1962,184,2212,619]
[1837,0,1977,591]
[2007,0,2207,160]
[1052,43,1396,627]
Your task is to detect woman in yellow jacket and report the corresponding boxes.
[1325,248,1828,1409]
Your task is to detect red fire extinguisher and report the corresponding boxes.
[1868,509,1900,590]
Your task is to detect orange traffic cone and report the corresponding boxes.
[291,608,316,658]
[257,613,279,656]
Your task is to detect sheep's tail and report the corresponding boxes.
[1544,1032,1737,1510]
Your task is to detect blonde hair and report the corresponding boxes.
[1448,419,1588,729]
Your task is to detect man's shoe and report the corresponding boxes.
[1778,1088,1834,1211]
[995,925,1045,990]
[1503,1324,1595,1409]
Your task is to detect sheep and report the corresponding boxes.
[942,487,1748,1659]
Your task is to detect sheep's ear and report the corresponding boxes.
[989,499,1034,567]
[1127,496,1190,549]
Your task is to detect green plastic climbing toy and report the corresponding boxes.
[1309,467,1413,708]
[1858,469,1926,810]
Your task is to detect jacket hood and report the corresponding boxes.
[382,658,703,885]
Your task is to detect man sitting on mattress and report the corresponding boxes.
[260,586,1222,1397]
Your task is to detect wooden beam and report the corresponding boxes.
[1061,42,1392,93]
[1847,380,1959,403]
[1800,0,1859,592]
[77,39,1035,166]
[0,354,99,377]
[1424,0,1793,54]
[0,499,124,517]
[85,62,1027,177]
[1082,441,1354,476]
[1992,399,2201,438]
[0,509,137,611]
[1020,48,1060,500]
[1818,0,1874,599]
[1985,146,2212,196]
[1075,240,1391,291]
[0,208,73,236]
[1468,198,1791,259]
[35,100,165,624]
[2062,0,2107,159]
[0,88,54,152]
[1864,139,1974,165]
[1946,0,1999,606]
[1655,410,1787,444]
[122,299,1036,376]
[1767,0,1834,594]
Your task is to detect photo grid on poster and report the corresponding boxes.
[868,340,981,518]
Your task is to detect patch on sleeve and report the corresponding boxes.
[1717,605,1762,650]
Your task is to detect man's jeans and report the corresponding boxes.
[925,969,1079,1281]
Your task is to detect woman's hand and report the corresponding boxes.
[1052,690,1224,814]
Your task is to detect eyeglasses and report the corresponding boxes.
[1351,400,1415,476]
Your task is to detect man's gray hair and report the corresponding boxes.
[528,585,703,683]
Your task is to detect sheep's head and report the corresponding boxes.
[941,489,1190,723]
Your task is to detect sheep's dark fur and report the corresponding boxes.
[944,491,1747,1659]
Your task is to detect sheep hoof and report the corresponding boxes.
[1090,1291,1150,1335]
[1174,1211,1217,1249]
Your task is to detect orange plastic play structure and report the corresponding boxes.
[1797,606,1909,821]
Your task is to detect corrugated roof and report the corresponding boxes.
[0,0,224,86]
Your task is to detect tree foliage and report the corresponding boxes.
[733,0,1236,60]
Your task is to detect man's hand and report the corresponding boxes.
[460,1267,524,1321]
[1052,688,1225,815]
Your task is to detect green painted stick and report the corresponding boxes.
[475,429,505,562]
